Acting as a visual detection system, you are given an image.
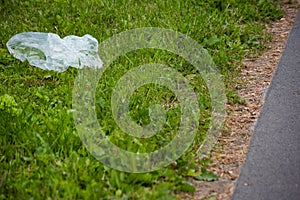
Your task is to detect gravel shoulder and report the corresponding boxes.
[232,8,300,199]
[183,2,299,199]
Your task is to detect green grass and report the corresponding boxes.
[0,0,284,199]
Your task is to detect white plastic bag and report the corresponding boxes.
[6,32,103,72]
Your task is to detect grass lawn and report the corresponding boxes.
[0,0,283,199]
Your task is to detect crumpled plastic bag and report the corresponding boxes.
[6,32,103,72]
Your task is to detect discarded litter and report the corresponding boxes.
[6,32,103,72]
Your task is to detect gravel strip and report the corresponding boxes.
[182,2,299,199]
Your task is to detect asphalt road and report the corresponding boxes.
[232,11,300,200]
